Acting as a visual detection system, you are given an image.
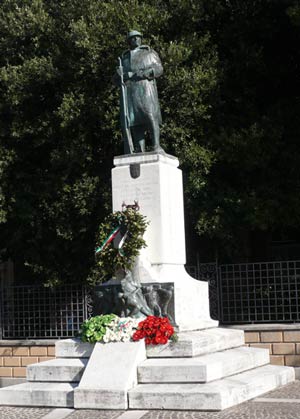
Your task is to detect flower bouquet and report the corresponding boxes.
[80,314,177,345]
[79,314,139,344]
[132,315,177,345]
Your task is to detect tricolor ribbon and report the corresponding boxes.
[95,225,121,254]
[117,230,128,256]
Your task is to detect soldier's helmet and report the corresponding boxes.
[127,30,142,40]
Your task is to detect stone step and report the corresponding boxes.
[74,341,146,410]
[0,382,77,407]
[27,358,88,382]
[56,329,244,359]
[55,339,94,358]
[138,346,269,383]
[129,364,295,411]
[146,327,244,358]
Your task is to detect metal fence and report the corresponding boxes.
[188,260,300,324]
[218,260,300,324]
[1,259,300,339]
[0,284,92,339]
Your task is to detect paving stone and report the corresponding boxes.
[67,410,124,419]
[257,380,300,399]
[141,411,219,418]
[141,402,300,418]
[0,406,51,419]
[3,399,300,419]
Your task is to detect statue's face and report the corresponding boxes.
[128,35,142,50]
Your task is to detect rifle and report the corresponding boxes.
[118,57,134,154]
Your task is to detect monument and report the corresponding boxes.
[0,29,294,412]
[112,30,217,331]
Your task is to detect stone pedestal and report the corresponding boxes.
[112,152,218,331]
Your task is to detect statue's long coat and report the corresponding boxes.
[121,45,163,127]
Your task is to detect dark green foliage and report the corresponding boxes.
[0,0,218,283]
[193,0,300,260]
[0,0,299,283]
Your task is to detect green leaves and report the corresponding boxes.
[79,314,117,343]
[89,209,149,285]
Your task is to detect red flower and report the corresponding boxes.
[132,316,175,346]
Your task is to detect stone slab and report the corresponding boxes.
[227,323,300,331]
[55,339,94,358]
[114,152,179,167]
[27,358,88,382]
[0,340,57,346]
[0,378,26,388]
[112,153,185,265]
[0,382,77,407]
[146,327,245,358]
[129,364,295,411]
[138,346,269,383]
[294,366,300,379]
[74,340,146,409]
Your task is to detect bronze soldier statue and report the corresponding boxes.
[115,30,164,154]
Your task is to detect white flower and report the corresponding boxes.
[101,316,141,343]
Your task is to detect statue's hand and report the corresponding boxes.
[143,68,154,79]
[123,71,134,81]
[135,68,154,80]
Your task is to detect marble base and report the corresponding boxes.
[112,153,217,331]
[74,341,146,409]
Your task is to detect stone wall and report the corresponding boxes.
[0,341,56,385]
[232,324,300,367]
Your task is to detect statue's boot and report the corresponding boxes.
[150,120,165,153]
[132,125,145,152]
[139,139,146,153]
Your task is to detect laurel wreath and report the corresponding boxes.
[88,209,148,284]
